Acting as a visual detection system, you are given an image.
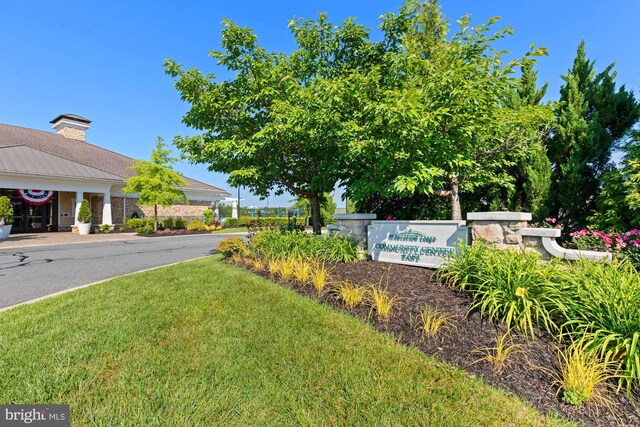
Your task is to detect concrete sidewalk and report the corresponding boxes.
[0,232,142,249]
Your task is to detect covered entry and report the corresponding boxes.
[0,189,58,233]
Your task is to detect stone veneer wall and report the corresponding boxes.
[467,212,610,262]
[467,211,552,258]
[468,212,531,248]
[57,127,86,141]
[111,197,145,225]
[64,197,209,231]
[89,194,104,225]
[138,200,212,220]
[328,214,377,248]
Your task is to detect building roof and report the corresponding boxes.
[0,145,123,181]
[50,114,91,124]
[0,123,230,195]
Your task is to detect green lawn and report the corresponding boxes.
[0,256,565,426]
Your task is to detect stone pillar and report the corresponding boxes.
[467,212,531,249]
[102,188,113,225]
[74,191,83,225]
[331,214,377,248]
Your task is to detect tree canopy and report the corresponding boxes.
[123,137,188,231]
[165,13,381,233]
[165,0,640,229]
[343,0,554,219]
[547,41,639,230]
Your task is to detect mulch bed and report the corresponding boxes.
[243,259,640,427]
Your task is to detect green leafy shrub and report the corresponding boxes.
[125,221,152,234]
[278,219,305,233]
[163,217,175,229]
[100,224,111,233]
[444,242,640,393]
[188,218,206,231]
[78,199,92,223]
[175,217,187,229]
[250,230,360,263]
[0,196,14,225]
[202,209,215,226]
[557,260,640,393]
[126,218,154,233]
[248,218,304,238]
[223,218,239,227]
[442,243,565,337]
[440,242,490,289]
[223,217,292,228]
[216,237,249,258]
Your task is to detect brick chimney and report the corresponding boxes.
[50,114,91,141]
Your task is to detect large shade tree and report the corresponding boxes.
[123,137,188,232]
[345,0,554,220]
[165,14,381,234]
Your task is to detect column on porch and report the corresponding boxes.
[102,188,113,225]
[74,191,83,225]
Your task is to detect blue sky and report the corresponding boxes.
[1,1,639,208]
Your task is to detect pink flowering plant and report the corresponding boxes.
[541,217,562,229]
[570,228,640,268]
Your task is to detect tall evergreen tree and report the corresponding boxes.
[591,129,640,230]
[503,62,552,219]
[547,41,639,230]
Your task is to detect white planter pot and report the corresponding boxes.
[0,224,12,239]
[77,223,92,235]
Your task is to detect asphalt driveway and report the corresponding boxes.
[0,234,236,309]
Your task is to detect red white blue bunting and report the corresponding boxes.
[18,190,55,205]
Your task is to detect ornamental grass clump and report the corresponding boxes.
[278,258,296,282]
[556,259,640,394]
[231,252,245,265]
[472,331,523,373]
[310,263,331,295]
[443,244,565,338]
[336,281,367,309]
[369,285,399,322]
[251,257,265,271]
[292,260,312,286]
[551,343,615,408]
[268,258,281,276]
[416,305,456,338]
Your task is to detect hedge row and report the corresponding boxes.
[223,217,293,228]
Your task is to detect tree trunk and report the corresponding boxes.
[154,204,158,232]
[310,194,322,235]
[450,174,462,221]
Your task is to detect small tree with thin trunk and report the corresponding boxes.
[123,137,188,232]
